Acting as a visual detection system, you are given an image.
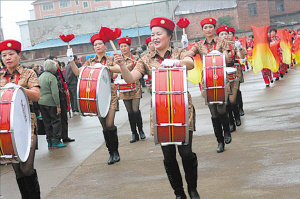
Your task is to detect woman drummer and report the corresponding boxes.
[117,37,146,143]
[188,18,231,153]
[67,34,120,165]
[114,17,200,199]
[226,27,246,131]
[0,39,41,198]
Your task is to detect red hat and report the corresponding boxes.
[0,39,21,52]
[118,37,131,45]
[200,17,217,28]
[228,27,236,34]
[216,26,229,35]
[150,17,175,32]
[145,37,151,45]
[90,33,105,45]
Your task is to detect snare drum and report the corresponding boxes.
[152,66,189,145]
[77,64,111,117]
[114,79,136,92]
[0,87,31,163]
[203,54,227,104]
[226,67,237,82]
[144,75,152,87]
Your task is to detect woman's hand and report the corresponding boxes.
[57,107,61,115]
[113,53,125,67]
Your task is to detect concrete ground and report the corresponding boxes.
[1,66,300,199]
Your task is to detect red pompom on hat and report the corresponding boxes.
[90,33,103,45]
[216,26,229,35]
[118,37,132,45]
[228,27,236,34]
[150,17,175,32]
[200,17,217,28]
[145,37,151,45]
[0,39,21,52]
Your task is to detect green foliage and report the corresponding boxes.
[217,15,234,28]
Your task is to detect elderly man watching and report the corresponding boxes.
[38,59,66,148]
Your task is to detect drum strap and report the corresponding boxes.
[205,42,217,53]
[57,67,68,92]
[131,54,135,69]
[228,44,235,63]
[158,55,170,63]
[3,68,21,85]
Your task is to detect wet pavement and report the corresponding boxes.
[1,66,300,199]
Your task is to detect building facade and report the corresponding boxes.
[32,0,122,19]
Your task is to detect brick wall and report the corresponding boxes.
[268,0,300,17]
[236,0,270,31]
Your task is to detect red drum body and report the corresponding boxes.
[0,87,31,163]
[77,64,111,117]
[203,54,227,104]
[226,67,237,82]
[152,66,189,146]
[114,79,136,92]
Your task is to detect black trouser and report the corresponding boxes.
[39,105,62,139]
[68,84,78,112]
[60,100,69,140]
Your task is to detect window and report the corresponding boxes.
[44,14,55,18]
[61,11,73,16]
[276,0,284,13]
[42,3,53,10]
[248,3,257,16]
[76,10,81,14]
[75,0,79,6]
[60,0,71,8]
[96,6,108,11]
[83,2,88,8]
[95,0,104,2]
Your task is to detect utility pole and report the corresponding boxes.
[133,0,142,47]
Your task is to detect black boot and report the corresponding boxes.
[128,113,139,143]
[17,177,30,199]
[136,110,146,140]
[227,105,236,132]
[103,130,114,165]
[220,114,232,144]
[109,127,120,163]
[237,90,244,116]
[231,104,241,126]
[24,169,41,199]
[211,117,225,153]
[182,153,200,199]
[164,159,187,199]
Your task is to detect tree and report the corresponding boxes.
[217,15,234,28]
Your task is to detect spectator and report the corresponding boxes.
[47,56,75,143]
[65,55,79,114]
[38,60,66,148]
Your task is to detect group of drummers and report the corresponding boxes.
[1,15,273,199]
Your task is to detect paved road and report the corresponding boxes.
[1,66,299,199]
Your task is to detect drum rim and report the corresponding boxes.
[10,87,31,162]
[96,66,111,118]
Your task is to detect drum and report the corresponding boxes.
[144,75,152,87]
[203,54,227,104]
[0,86,31,163]
[226,67,237,82]
[114,79,136,92]
[77,64,111,117]
[152,65,189,146]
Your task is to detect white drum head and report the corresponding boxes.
[11,88,31,162]
[97,67,111,117]
[226,67,237,74]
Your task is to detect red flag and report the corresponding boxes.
[270,40,281,71]
[187,43,203,85]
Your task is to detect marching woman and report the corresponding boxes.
[117,37,146,143]
[270,28,283,81]
[145,36,156,54]
[0,40,41,198]
[227,27,246,130]
[67,34,121,165]
[114,17,200,199]
[187,18,231,153]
